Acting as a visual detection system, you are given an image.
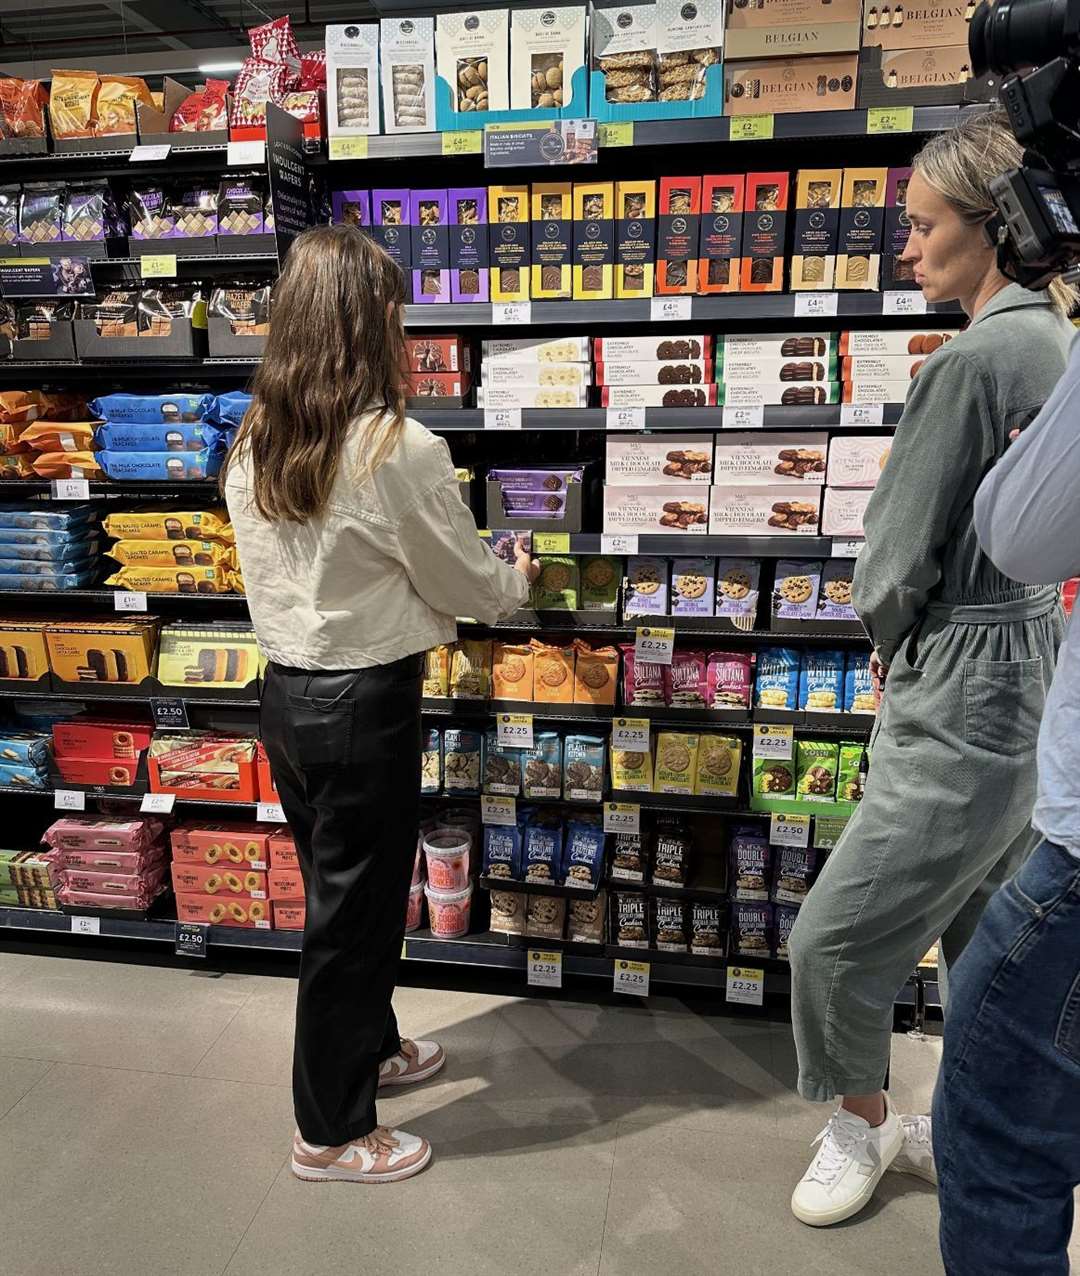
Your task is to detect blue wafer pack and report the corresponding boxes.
[89,392,212,424]
[0,569,98,591]
[94,422,209,452]
[0,733,50,768]
[0,552,96,576]
[208,390,252,426]
[0,505,97,531]
[0,762,48,788]
[0,532,99,561]
[201,423,237,453]
[98,449,222,481]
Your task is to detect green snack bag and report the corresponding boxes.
[533,555,579,610]
[837,741,869,803]
[797,739,839,802]
[579,555,619,610]
[754,754,796,800]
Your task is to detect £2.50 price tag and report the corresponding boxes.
[770,812,811,848]
[481,794,517,826]
[753,724,794,760]
[611,718,649,751]
[175,921,208,958]
[613,959,650,997]
[726,965,764,1006]
[634,626,674,666]
[604,802,641,835]
[528,949,563,989]
[497,712,534,749]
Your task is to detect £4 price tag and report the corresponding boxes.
[794,292,838,317]
[883,290,928,316]
[613,959,650,997]
[753,724,794,760]
[611,718,649,751]
[726,965,764,1006]
[650,296,692,322]
[634,626,674,666]
[770,812,811,848]
[497,712,534,749]
[493,301,531,326]
[527,949,563,989]
[604,802,641,835]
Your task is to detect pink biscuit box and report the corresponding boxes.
[177,893,270,928]
[826,436,893,488]
[44,816,163,853]
[62,864,167,896]
[58,882,166,910]
[269,867,304,901]
[170,823,273,870]
[59,845,166,874]
[273,901,305,930]
[170,862,268,899]
[268,830,299,869]
[822,486,873,537]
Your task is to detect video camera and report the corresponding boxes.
[970,0,1080,288]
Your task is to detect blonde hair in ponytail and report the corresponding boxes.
[913,109,1079,319]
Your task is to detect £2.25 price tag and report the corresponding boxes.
[726,965,764,1006]
[753,724,794,760]
[770,812,811,848]
[481,794,517,826]
[634,626,674,666]
[611,718,649,751]
[604,802,641,835]
[497,712,534,749]
[528,949,563,989]
[613,959,650,997]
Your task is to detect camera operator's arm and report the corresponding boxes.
[853,348,996,664]
[975,336,1080,583]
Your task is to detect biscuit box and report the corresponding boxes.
[170,822,273,870]
[601,385,720,408]
[838,328,959,356]
[712,433,827,486]
[269,867,305,901]
[410,189,450,305]
[740,172,789,293]
[0,616,78,682]
[835,167,888,291]
[531,182,574,300]
[54,757,140,787]
[407,334,471,374]
[699,174,744,294]
[606,432,713,485]
[826,436,892,488]
[370,188,412,272]
[572,180,614,300]
[821,486,872,537]
[595,358,713,386]
[268,830,299,869]
[381,15,436,135]
[790,168,842,291]
[489,184,531,302]
[436,7,511,122]
[45,618,159,685]
[51,716,153,760]
[614,178,656,298]
[718,352,838,383]
[604,486,709,535]
[656,176,701,295]
[170,862,268,899]
[157,623,259,689]
[147,733,258,803]
[477,384,589,408]
[273,901,306,930]
[883,166,915,290]
[594,334,712,361]
[482,335,590,363]
[448,186,489,304]
[708,486,821,535]
[176,893,270,928]
[255,743,280,802]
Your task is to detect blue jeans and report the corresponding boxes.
[933,839,1080,1276]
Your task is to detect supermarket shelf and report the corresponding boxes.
[604,877,729,904]
[0,783,272,811]
[1,587,245,605]
[415,406,902,431]
[0,687,259,708]
[566,534,835,558]
[478,874,602,901]
[0,358,259,377]
[0,480,220,497]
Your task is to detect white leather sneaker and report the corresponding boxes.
[791,1095,905,1226]
[890,1114,938,1185]
[378,1038,445,1088]
[291,1126,432,1184]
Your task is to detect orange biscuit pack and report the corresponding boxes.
[176,893,270,928]
[46,618,158,685]
[492,642,534,700]
[31,452,103,480]
[19,421,97,452]
[0,618,50,680]
[170,861,268,899]
[170,822,274,870]
[49,69,99,139]
[95,75,153,136]
[572,640,619,706]
[530,639,575,703]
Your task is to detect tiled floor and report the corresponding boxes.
[0,949,1073,1276]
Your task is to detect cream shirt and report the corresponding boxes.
[225,412,529,670]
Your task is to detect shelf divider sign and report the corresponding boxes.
[266,103,313,267]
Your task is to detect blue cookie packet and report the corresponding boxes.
[799,649,845,713]
[755,646,800,711]
[482,822,523,881]
[89,392,212,424]
[844,652,876,714]
[95,422,208,452]
[523,819,563,884]
[561,820,605,889]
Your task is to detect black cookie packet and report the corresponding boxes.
[652,816,691,887]
[610,831,645,882]
[653,896,689,953]
[771,845,819,907]
[731,901,773,959]
[690,901,724,956]
[613,891,649,948]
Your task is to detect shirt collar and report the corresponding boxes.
[969,281,1053,327]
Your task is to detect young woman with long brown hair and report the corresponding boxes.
[223,223,537,1185]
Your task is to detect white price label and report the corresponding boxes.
[226,139,265,166]
[611,718,649,751]
[722,404,765,430]
[650,296,692,322]
[726,965,764,1006]
[71,916,101,936]
[527,949,563,989]
[114,591,148,613]
[634,626,674,666]
[484,408,522,431]
[831,538,865,559]
[141,791,176,814]
[840,402,885,426]
[883,290,928,316]
[600,533,638,555]
[497,712,534,749]
[50,479,90,500]
[605,406,646,431]
[129,143,171,162]
[753,724,795,760]
[493,301,532,326]
[770,812,811,848]
[54,789,86,811]
[481,794,517,826]
[604,802,641,834]
[256,802,286,824]
[613,959,650,997]
[794,291,839,317]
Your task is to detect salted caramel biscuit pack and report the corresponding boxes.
[606,432,714,485]
[572,180,614,300]
[791,169,843,290]
[741,172,789,292]
[489,184,531,301]
[657,176,701,295]
[106,565,233,594]
[410,189,450,304]
[530,183,573,300]
[613,178,656,298]
[699,174,744,293]
[836,167,888,290]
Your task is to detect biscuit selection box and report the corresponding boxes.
[712,433,828,486]
[603,486,709,535]
[531,182,573,300]
[595,359,713,386]
[657,177,701,295]
[827,436,892,488]
[740,172,789,293]
[821,486,873,536]
[572,180,614,300]
[836,167,887,291]
[708,486,821,536]
[699,174,744,294]
[601,384,719,408]
[605,433,714,485]
[614,179,656,298]
[790,169,842,292]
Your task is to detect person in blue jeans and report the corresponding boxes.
[937,328,1080,1275]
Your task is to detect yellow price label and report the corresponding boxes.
[753,723,795,760]
[534,532,570,553]
[140,254,177,279]
[598,121,634,148]
[477,529,492,539]
[328,136,369,160]
[442,129,482,155]
[729,113,774,141]
[866,105,914,135]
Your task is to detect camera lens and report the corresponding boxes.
[970,0,1070,77]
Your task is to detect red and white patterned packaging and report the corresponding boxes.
[248,14,300,68]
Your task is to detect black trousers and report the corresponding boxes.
[260,654,423,1145]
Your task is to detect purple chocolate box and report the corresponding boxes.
[331,189,371,228]
[448,186,489,304]
[371,188,411,272]
[410,188,449,305]
[488,467,583,491]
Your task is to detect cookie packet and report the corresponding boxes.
[706,651,753,709]
[715,557,761,622]
[844,652,876,714]
[690,901,725,956]
[533,556,579,610]
[619,642,665,706]
[774,904,799,961]
[592,5,658,106]
[654,732,700,796]
[488,528,531,566]
[567,889,606,944]
[483,729,522,796]
[450,639,492,699]
[816,559,859,622]
[482,822,524,881]
[773,559,824,622]
[563,734,605,802]
[753,756,796,801]
[490,888,525,935]
[442,728,481,794]
[613,890,650,948]
[694,735,741,798]
[492,642,534,700]
[755,646,800,710]
[796,740,839,802]
[799,649,845,713]
[523,818,563,885]
[731,901,773,959]
[652,816,691,886]
[580,556,620,610]
[561,820,606,889]
[653,897,689,953]
[572,640,618,706]
[522,731,562,799]
[610,831,646,882]
[772,844,819,907]
[837,741,869,803]
[729,827,770,902]
[671,557,716,617]
[611,740,654,793]
[422,645,451,697]
[421,728,441,794]
[531,639,575,704]
[526,894,567,940]
[624,555,669,616]
[664,649,707,708]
